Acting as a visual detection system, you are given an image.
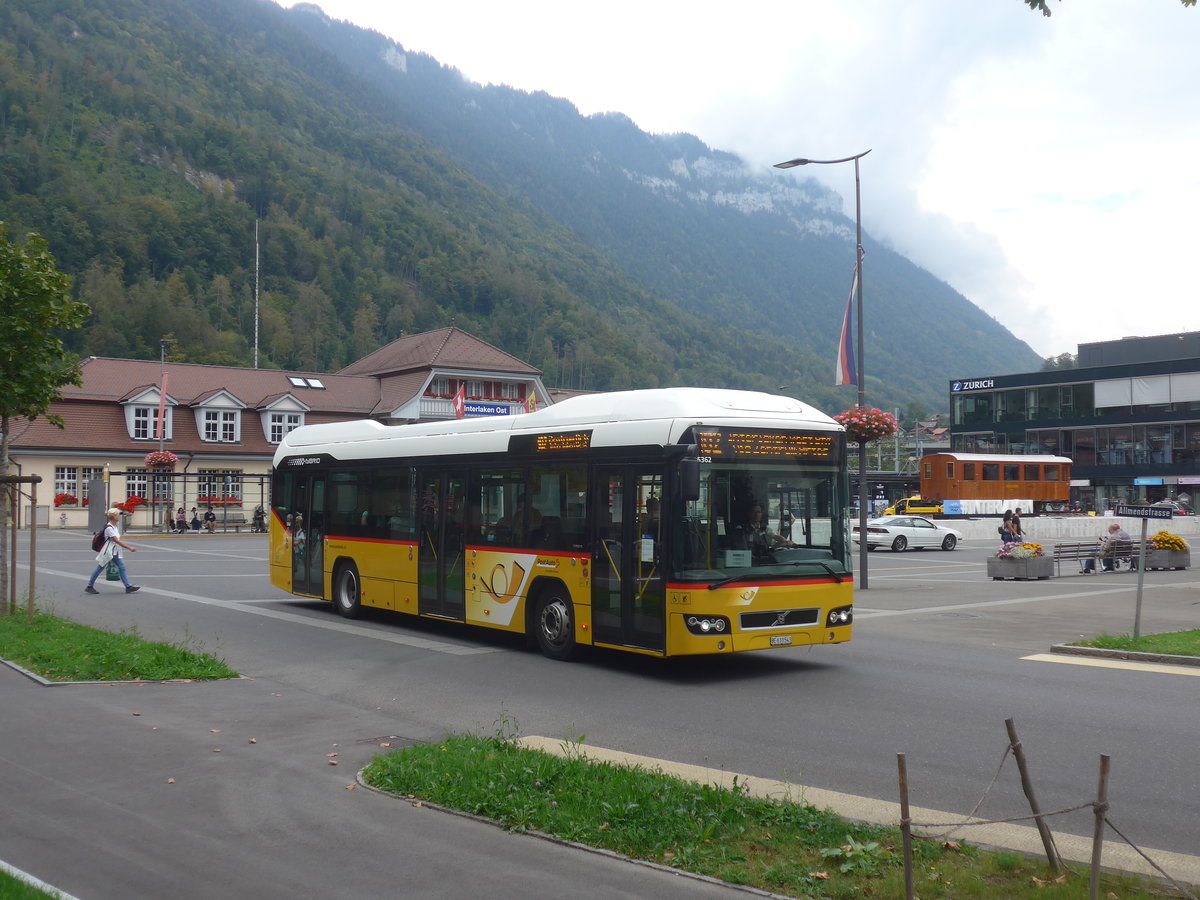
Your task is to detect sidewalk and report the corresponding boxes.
[0,666,761,900]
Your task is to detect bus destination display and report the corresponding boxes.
[695,428,837,461]
[510,430,593,454]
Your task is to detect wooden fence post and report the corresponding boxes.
[1005,717,1059,870]
[897,753,914,900]
[1090,754,1110,900]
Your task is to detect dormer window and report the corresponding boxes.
[204,409,240,442]
[269,412,303,443]
[127,400,172,441]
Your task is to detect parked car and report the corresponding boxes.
[852,515,963,552]
[1151,499,1192,515]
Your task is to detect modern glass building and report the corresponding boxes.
[948,332,1200,512]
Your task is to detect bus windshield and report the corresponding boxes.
[674,459,850,581]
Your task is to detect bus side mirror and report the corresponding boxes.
[679,459,700,502]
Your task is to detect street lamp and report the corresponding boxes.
[774,150,873,589]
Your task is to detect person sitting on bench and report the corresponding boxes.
[1083,522,1130,573]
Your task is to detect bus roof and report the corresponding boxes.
[274,388,841,464]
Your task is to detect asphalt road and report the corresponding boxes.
[4,529,1199,897]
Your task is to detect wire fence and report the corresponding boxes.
[896,717,1197,900]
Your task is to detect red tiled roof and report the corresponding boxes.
[375,371,432,416]
[338,326,541,377]
[13,329,551,462]
[67,357,380,412]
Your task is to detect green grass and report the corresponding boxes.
[363,733,1187,899]
[0,611,237,682]
[1070,629,1200,657]
[0,869,62,899]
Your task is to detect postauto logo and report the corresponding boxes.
[951,378,994,393]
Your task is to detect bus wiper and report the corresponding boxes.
[707,561,843,590]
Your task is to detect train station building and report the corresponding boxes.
[947,331,1200,512]
[9,327,553,530]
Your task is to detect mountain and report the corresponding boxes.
[0,0,1041,414]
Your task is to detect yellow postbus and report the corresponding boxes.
[269,388,854,660]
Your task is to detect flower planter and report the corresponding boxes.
[987,556,1053,581]
[1143,549,1190,571]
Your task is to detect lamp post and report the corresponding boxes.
[774,150,872,589]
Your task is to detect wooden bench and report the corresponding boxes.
[197,510,251,532]
[1051,539,1144,576]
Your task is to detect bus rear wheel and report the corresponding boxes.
[332,563,362,619]
[535,590,578,661]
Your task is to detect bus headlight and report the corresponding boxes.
[686,615,729,635]
[826,606,853,627]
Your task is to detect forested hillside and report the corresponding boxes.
[0,0,1041,412]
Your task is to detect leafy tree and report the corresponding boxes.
[1040,352,1077,371]
[0,225,90,614]
[1025,0,1194,13]
[904,401,930,427]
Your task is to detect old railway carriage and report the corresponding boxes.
[920,452,1072,513]
[270,388,854,660]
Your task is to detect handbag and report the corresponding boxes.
[105,561,121,581]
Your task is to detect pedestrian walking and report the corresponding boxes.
[85,508,141,594]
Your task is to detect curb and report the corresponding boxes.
[1049,644,1200,668]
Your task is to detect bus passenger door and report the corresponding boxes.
[291,474,326,597]
[417,470,467,620]
[590,468,665,652]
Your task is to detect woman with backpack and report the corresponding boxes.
[84,509,140,594]
[999,509,1016,544]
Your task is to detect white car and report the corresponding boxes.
[852,515,963,552]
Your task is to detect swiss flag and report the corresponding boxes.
[453,384,466,419]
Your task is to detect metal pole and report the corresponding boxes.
[7,484,15,616]
[894,408,901,473]
[27,480,37,622]
[773,150,871,588]
[1133,517,1149,639]
[853,155,869,590]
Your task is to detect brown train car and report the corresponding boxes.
[920,453,1072,513]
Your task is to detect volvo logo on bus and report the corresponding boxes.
[951,379,994,392]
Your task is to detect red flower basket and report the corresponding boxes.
[834,406,899,445]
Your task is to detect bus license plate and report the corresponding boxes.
[769,635,793,646]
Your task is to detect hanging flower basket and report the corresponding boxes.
[144,450,179,469]
[834,406,899,445]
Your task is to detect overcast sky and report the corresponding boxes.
[280,0,1199,361]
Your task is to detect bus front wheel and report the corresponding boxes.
[535,591,578,661]
[332,563,362,619]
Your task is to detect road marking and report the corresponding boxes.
[854,586,1132,618]
[1023,653,1200,676]
[29,565,496,656]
